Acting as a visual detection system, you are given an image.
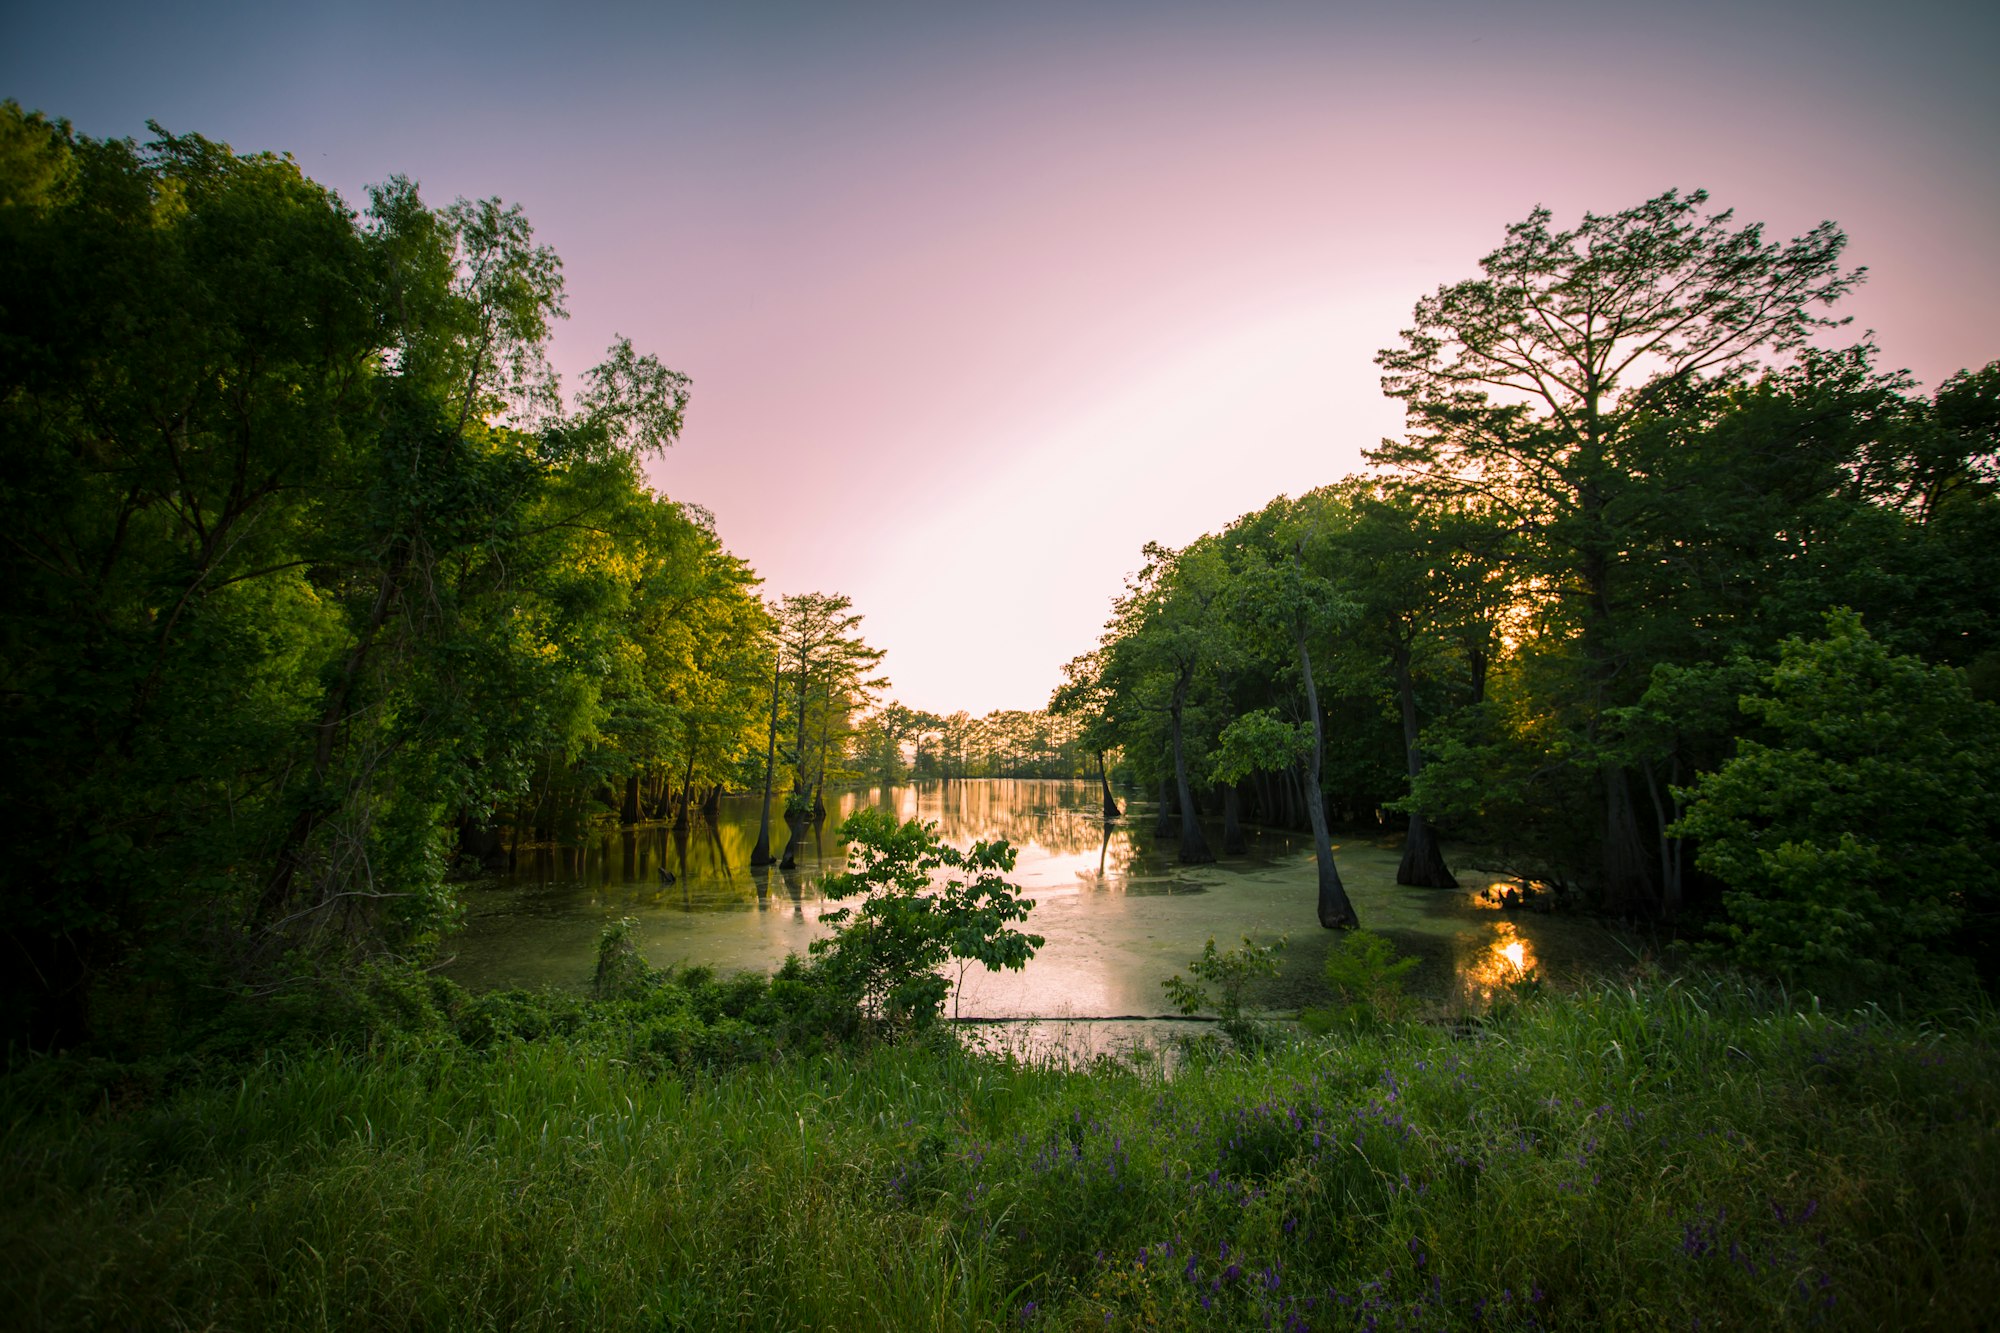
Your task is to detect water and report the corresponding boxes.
[442,778,1637,1021]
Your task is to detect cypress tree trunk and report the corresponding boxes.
[620,773,642,826]
[811,698,831,819]
[750,656,782,867]
[673,751,697,829]
[1170,674,1213,865]
[1601,764,1658,916]
[1155,775,1177,836]
[1221,783,1247,855]
[532,758,554,841]
[258,543,408,927]
[1297,623,1359,928]
[1579,533,1657,916]
[1098,750,1121,819]
[1638,756,1685,920]
[1391,645,1458,888]
[779,815,806,870]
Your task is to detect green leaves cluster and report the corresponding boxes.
[1674,611,2000,986]
[810,808,1043,1032]
[1305,930,1421,1029]
[1162,936,1284,1020]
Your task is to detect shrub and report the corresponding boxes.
[1673,610,2000,988]
[592,917,661,1000]
[1163,935,1286,1049]
[810,808,1043,1033]
[1303,929,1420,1030]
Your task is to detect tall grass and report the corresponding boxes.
[4,974,1995,1329]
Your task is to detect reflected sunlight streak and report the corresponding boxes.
[1459,921,1538,1006]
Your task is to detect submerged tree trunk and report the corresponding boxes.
[779,815,806,870]
[1391,645,1458,889]
[1397,811,1458,889]
[1098,751,1121,820]
[750,656,782,867]
[1221,783,1247,855]
[1298,625,1359,929]
[1169,675,1213,865]
[673,750,697,829]
[811,697,831,819]
[1600,763,1657,917]
[1638,756,1685,920]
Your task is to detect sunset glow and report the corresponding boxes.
[9,0,1994,714]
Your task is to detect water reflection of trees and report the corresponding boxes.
[808,779,1114,856]
[504,779,1120,907]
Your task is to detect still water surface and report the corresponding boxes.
[444,779,1634,1020]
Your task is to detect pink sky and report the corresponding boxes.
[9,2,1997,714]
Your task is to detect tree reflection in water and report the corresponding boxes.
[458,779,1627,1012]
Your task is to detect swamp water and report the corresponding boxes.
[444,780,1638,1047]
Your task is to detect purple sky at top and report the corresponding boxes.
[8,1,1997,715]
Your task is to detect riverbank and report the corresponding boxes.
[5,974,1994,1330]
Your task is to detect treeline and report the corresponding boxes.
[1060,189,1999,988]
[0,107,902,1050]
[850,703,1097,784]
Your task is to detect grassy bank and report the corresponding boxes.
[4,976,1996,1330]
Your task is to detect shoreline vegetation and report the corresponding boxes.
[5,961,1995,1330]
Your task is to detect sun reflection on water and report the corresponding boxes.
[1458,921,1537,1006]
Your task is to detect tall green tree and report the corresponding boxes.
[0,107,718,1048]
[749,593,884,867]
[1050,649,1126,818]
[1372,188,1864,914]
[1,110,384,1042]
[1100,541,1239,865]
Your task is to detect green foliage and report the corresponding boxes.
[1674,610,2000,986]
[5,978,1996,1330]
[592,918,661,1000]
[1162,935,1286,1048]
[0,107,777,1052]
[1207,710,1308,786]
[1304,929,1421,1029]
[811,809,1043,1033]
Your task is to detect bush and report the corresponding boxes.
[592,917,661,1000]
[810,808,1043,1034]
[1303,929,1419,1030]
[1673,610,2000,988]
[1163,935,1286,1049]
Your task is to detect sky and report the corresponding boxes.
[7,0,1997,715]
